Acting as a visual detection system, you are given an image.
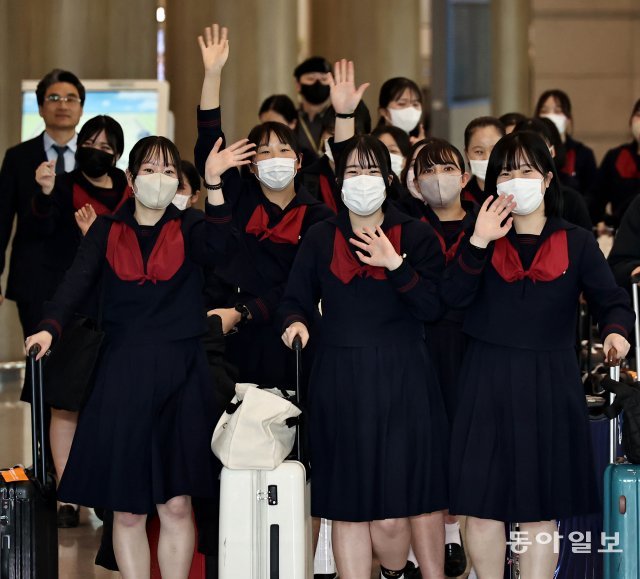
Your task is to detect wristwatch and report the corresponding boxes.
[234,303,251,325]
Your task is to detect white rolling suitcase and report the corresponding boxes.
[218,336,310,578]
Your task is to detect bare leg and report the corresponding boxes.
[113,511,149,579]
[519,520,558,579]
[156,495,195,579]
[465,517,506,579]
[370,518,411,574]
[50,408,78,507]
[410,511,445,579]
[333,520,373,579]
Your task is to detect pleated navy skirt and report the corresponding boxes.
[449,339,600,523]
[309,340,449,522]
[58,337,219,514]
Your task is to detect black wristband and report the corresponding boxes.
[335,112,355,119]
[204,180,223,190]
[234,303,251,325]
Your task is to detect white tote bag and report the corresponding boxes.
[211,383,301,470]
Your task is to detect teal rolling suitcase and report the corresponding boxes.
[603,464,640,578]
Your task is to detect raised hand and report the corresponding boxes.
[198,23,229,75]
[350,226,403,271]
[204,137,256,184]
[328,59,370,115]
[470,194,516,248]
[35,160,56,195]
[74,204,97,236]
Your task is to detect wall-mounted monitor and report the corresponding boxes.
[21,79,173,169]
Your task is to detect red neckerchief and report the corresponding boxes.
[245,204,308,245]
[72,183,131,215]
[330,224,402,284]
[491,229,568,283]
[461,189,478,204]
[615,148,640,179]
[106,219,184,284]
[562,149,577,177]
[420,215,465,265]
[319,173,338,214]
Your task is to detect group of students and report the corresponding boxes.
[9,20,640,579]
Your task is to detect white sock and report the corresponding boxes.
[468,567,478,579]
[445,521,461,545]
[407,545,418,565]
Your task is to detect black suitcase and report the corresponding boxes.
[0,346,58,578]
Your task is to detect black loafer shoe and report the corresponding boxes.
[404,560,423,578]
[444,538,467,577]
[57,505,80,528]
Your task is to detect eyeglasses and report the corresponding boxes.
[44,94,82,105]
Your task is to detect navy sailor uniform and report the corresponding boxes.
[277,204,449,521]
[194,106,333,389]
[38,198,233,514]
[442,216,634,522]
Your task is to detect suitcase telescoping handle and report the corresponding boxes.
[292,335,303,464]
[28,345,47,487]
[606,347,620,464]
[631,274,640,375]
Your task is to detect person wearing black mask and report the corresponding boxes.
[293,56,332,167]
[26,114,128,528]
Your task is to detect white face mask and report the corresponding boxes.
[406,167,421,200]
[469,159,489,181]
[389,153,405,176]
[134,173,179,210]
[631,119,640,142]
[388,107,422,133]
[540,113,568,137]
[324,138,334,164]
[341,175,387,216]
[172,193,190,211]
[254,157,297,191]
[496,177,545,216]
[418,174,462,208]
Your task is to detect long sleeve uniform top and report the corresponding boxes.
[194,106,334,324]
[38,198,233,345]
[441,216,634,350]
[277,203,445,347]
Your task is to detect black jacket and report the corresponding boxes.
[0,133,49,301]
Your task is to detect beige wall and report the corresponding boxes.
[530,0,640,161]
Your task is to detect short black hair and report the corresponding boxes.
[371,125,411,158]
[294,57,332,79]
[259,94,298,125]
[534,89,573,120]
[498,112,527,129]
[631,99,640,120]
[247,122,301,157]
[464,116,506,150]
[377,77,423,128]
[36,69,85,106]
[77,115,124,157]
[128,136,183,188]
[513,117,567,170]
[414,138,466,177]
[399,138,435,188]
[334,135,393,194]
[180,160,201,194]
[485,131,563,217]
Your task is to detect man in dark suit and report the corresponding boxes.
[0,69,84,336]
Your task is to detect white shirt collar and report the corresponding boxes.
[43,132,78,154]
